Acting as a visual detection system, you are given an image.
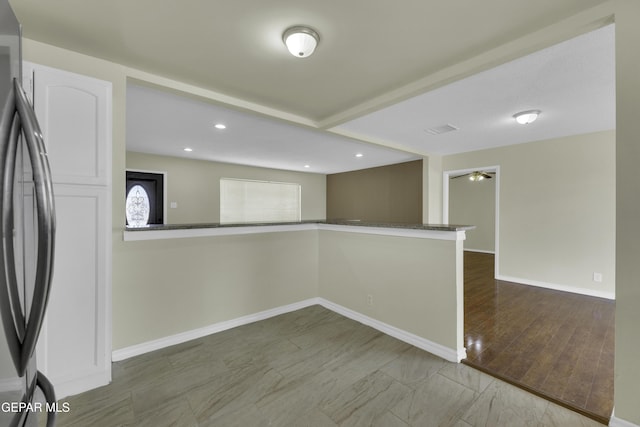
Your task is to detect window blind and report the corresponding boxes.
[220,178,301,223]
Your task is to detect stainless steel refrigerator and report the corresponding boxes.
[0,0,57,426]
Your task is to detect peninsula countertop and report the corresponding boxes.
[123,220,474,242]
[125,219,474,232]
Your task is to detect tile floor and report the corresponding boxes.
[49,306,605,426]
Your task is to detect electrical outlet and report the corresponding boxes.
[593,272,603,282]
[170,202,178,209]
[367,294,374,307]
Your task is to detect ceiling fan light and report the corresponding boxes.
[468,171,487,182]
[513,110,541,125]
[283,26,319,58]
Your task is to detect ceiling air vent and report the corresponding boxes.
[425,124,459,135]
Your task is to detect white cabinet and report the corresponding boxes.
[24,62,112,398]
[30,64,111,186]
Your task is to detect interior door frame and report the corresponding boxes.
[443,165,500,278]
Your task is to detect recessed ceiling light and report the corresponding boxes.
[304,165,310,168]
[184,147,193,152]
[355,153,364,158]
[214,123,226,130]
[513,110,541,125]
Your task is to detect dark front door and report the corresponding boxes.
[125,171,164,226]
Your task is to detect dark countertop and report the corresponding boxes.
[125,220,475,232]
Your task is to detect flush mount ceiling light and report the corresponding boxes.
[513,110,541,125]
[214,123,226,130]
[283,26,319,58]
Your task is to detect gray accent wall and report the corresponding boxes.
[326,160,423,223]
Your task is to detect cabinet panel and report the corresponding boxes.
[27,62,112,186]
[37,185,110,397]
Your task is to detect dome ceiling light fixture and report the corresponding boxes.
[283,26,320,58]
[513,109,541,125]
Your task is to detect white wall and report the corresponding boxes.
[614,1,640,424]
[424,155,443,224]
[118,226,465,362]
[114,231,319,349]
[449,177,496,253]
[318,231,462,354]
[127,151,327,224]
[443,130,615,299]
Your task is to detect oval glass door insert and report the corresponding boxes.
[125,185,150,227]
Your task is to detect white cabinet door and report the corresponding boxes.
[26,62,112,398]
[26,62,111,186]
[37,185,111,397]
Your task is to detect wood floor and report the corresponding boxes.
[45,305,604,426]
[463,251,614,425]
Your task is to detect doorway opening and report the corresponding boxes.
[443,166,499,274]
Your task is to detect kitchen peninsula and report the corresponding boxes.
[123,220,472,239]
[116,221,472,366]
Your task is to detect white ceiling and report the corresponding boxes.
[11,0,615,174]
[10,0,608,123]
[126,24,614,173]
[333,25,615,156]
[126,84,419,174]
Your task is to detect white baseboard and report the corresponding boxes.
[112,298,320,361]
[496,274,615,300]
[112,297,462,365]
[316,298,463,363]
[52,370,110,400]
[610,415,640,427]
[464,248,495,254]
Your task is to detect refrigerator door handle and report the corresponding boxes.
[36,370,57,427]
[4,112,26,338]
[13,78,56,374]
[0,79,24,375]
